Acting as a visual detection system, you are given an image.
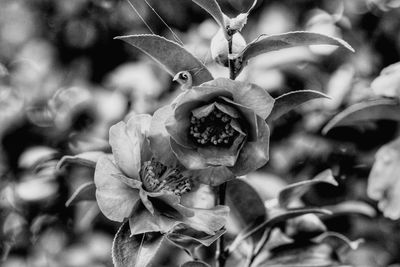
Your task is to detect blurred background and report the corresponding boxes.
[1,0,400,266]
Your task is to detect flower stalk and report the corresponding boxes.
[216,182,227,267]
[216,32,237,267]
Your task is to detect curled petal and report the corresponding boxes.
[215,102,240,118]
[174,85,232,108]
[181,184,216,209]
[196,166,235,186]
[201,78,274,119]
[95,155,140,222]
[148,191,195,218]
[149,105,179,166]
[182,205,230,235]
[109,114,152,179]
[197,134,246,166]
[129,203,180,235]
[139,189,155,214]
[191,102,218,118]
[220,97,258,141]
[229,116,270,176]
[166,102,197,149]
[170,138,209,169]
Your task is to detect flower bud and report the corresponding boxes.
[210,29,246,67]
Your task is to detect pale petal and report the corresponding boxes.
[229,116,270,176]
[94,155,140,222]
[170,138,209,169]
[129,203,180,235]
[148,105,179,166]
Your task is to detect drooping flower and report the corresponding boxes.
[161,78,274,185]
[94,114,229,235]
[368,137,400,220]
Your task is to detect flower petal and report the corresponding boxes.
[229,116,270,176]
[166,102,197,149]
[149,105,179,166]
[174,85,232,108]
[191,102,217,118]
[196,166,235,186]
[181,205,230,235]
[94,155,140,222]
[129,203,180,235]
[220,96,258,141]
[197,133,246,166]
[170,138,209,169]
[139,188,155,214]
[202,78,274,119]
[149,192,195,218]
[215,102,240,118]
[109,114,151,179]
[181,184,216,209]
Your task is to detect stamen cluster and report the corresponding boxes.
[140,159,191,195]
[189,109,238,146]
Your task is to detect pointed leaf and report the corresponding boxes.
[278,170,338,208]
[168,228,225,257]
[229,208,331,253]
[240,31,354,62]
[268,90,331,122]
[226,179,267,243]
[322,99,400,134]
[191,0,226,30]
[115,34,213,86]
[181,261,211,267]
[323,201,377,218]
[57,151,105,170]
[256,242,339,267]
[65,182,96,207]
[314,231,363,251]
[112,222,165,267]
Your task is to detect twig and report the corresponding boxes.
[215,182,227,267]
[227,36,236,80]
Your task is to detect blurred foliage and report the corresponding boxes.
[1,0,400,266]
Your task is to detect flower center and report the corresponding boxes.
[140,159,191,195]
[189,109,238,147]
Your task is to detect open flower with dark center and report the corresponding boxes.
[94,114,229,235]
[162,78,274,185]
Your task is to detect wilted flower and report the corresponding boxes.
[368,137,400,220]
[163,78,274,185]
[94,114,229,235]
[371,61,400,98]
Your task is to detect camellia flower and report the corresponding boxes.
[162,78,274,185]
[94,114,229,235]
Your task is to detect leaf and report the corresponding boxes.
[267,90,331,122]
[112,222,165,267]
[57,151,105,170]
[323,201,377,218]
[181,261,211,267]
[168,228,225,257]
[322,99,400,134]
[190,0,226,30]
[238,31,354,73]
[115,34,213,86]
[278,170,338,208]
[255,242,340,267]
[314,231,363,251]
[226,179,267,241]
[65,182,96,207]
[229,208,332,253]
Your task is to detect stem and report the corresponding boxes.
[216,31,235,267]
[215,182,227,267]
[227,36,236,80]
